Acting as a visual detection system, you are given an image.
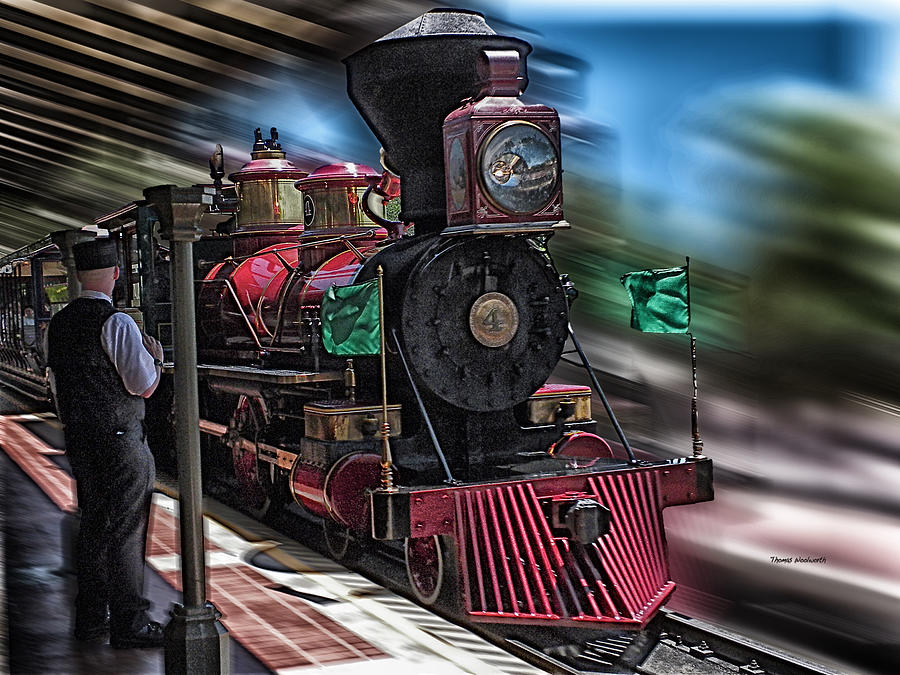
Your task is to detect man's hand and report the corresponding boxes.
[142,332,164,362]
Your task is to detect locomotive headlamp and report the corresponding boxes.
[478,120,559,214]
[443,49,565,232]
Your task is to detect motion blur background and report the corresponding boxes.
[1,1,898,673]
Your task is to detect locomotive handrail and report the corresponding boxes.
[269,262,306,347]
[567,323,638,464]
[219,277,310,356]
[341,238,367,263]
[223,229,378,263]
[221,277,266,351]
[255,273,281,340]
[270,249,297,273]
[391,328,458,485]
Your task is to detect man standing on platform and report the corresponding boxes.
[46,237,166,649]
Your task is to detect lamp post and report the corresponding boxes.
[144,185,229,674]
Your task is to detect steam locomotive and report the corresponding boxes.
[0,10,712,628]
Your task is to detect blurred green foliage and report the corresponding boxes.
[549,82,900,402]
[680,85,900,398]
[554,84,898,400]
[551,170,748,355]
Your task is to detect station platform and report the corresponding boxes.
[0,405,542,674]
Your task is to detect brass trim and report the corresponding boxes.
[303,402,402,415]
[469,291,519,347]
[440,220,569,236]
[198,364,342,384]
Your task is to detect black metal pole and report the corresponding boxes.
[145,185,229,674]
[689,333,705,459]
[685,257,704,460]
[568,324,638,463]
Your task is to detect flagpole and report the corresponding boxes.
[689,333,704,459]
[685,257,705,459]
[376,265,396,491]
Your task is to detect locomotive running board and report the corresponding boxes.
[197,364,343,398]
[196,364,343,384]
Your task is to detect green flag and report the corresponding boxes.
[620,265,690,333]
[320,278,381,356]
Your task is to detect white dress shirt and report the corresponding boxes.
[48,290,157,397]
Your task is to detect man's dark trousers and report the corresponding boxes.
[65,419,155,638]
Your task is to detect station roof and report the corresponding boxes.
[0,0,441,254]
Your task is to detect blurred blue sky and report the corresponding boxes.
[433,1,900,262]
[245,2,900,266]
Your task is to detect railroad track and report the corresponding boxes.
[499,608,839,675]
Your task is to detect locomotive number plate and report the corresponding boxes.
[303,194,315,226]
[469,292,519,347]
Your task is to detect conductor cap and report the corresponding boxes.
[73,238,118,271]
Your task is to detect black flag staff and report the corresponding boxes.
[686,260,705,459]
[566,324,639,464]
[620,256,704,459]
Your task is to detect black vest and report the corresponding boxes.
[47,297,145,431]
